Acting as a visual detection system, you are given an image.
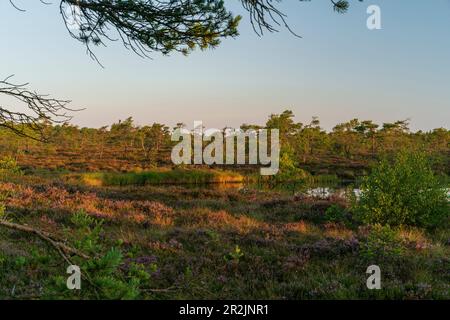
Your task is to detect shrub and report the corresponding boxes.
[0,202,5,220]
[47,211,149,299]
[0,156,22,180]
[324,204,355,228]
[355,151,448,228]
[359,224,403,263]
[224,245,244,263]
[275,150,310,182]
[325,204,347,223]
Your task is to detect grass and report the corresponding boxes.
[77,168,245,186]
[0,172,448,299]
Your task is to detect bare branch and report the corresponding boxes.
[0,76,80,141]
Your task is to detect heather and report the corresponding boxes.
[0,113,448,299]
[0,169,448,299]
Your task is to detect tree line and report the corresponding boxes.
[0,111,448,176]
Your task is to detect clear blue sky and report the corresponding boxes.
[1,0,449,131]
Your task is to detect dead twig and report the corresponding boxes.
[144,286,179,293]
[0,220,90,259]
[0,219,102,298]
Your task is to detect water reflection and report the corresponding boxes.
[164,180,449,201]
[206,180,361,199]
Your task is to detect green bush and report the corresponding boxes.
[0,156,22,179]
[324,204,355,227]
[224,245,244,263]
[355,151,448,228]
[325,205,347,222]
[359,224,403,263]
[46,210,150,299]
[275,149,310,182]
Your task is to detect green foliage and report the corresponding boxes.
[276,150,310,181]
[0,156,22,180]
[355,151,449,228]
[88,247,123,276]
[325,205,347,223]
[225,245,244,263]
[0,183,11,221]
[71,210,98,229]
[47,211,150,299]
[0,113,448,178]
[128,262,153,283]
[65,0,241,57]
[0,202,6,220]
[332,0,351,13]
[59,0,356,62]
[84,248,141,300]
[70,210,104,253]
[359,224,404,263]
[14,256,28,268]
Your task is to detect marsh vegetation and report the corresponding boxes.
[0,112,448,299]
[0,145,448,299]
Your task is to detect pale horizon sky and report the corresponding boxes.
[1,0,449,132]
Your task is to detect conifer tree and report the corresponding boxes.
[2,0,358,138]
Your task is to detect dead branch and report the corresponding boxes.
[0,75,80,141]
[0,219,90,259]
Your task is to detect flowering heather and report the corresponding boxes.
[0,175,448,300]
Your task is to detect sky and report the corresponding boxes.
[1,0,449,132]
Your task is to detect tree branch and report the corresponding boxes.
[0,75,80,141]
